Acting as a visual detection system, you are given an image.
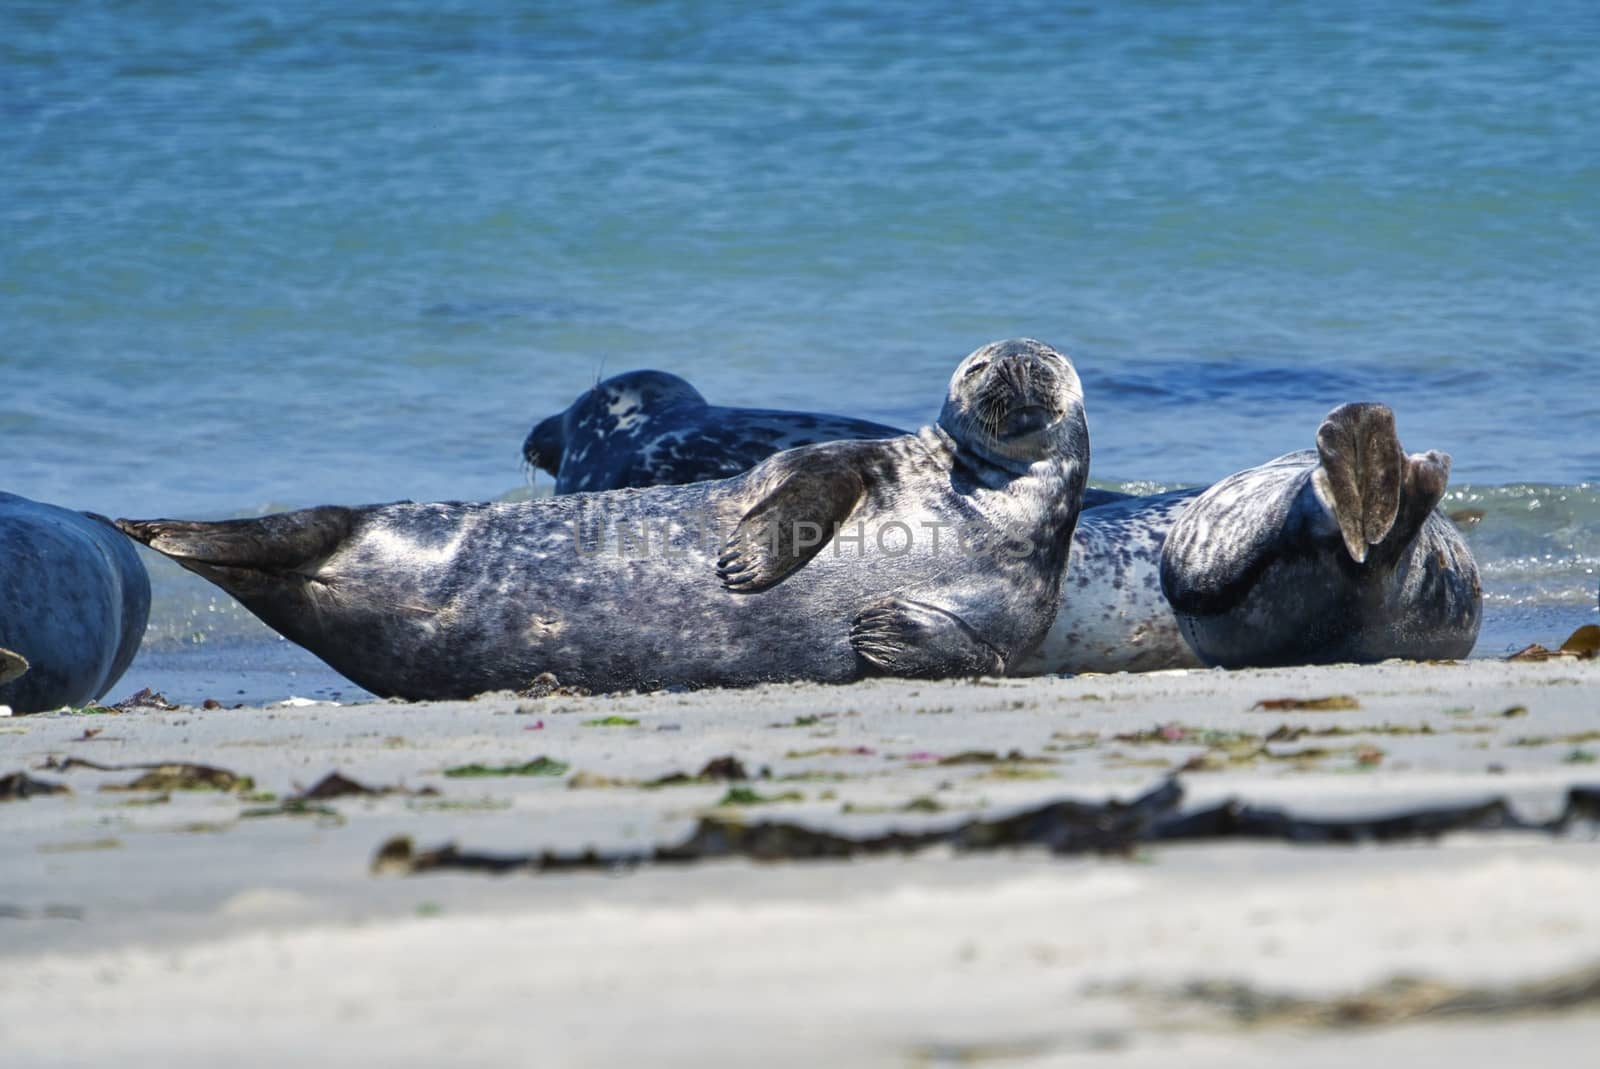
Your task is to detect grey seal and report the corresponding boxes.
[1,492,151,713]
[528,375,1480,671]
[1159,402,1480,666]
[524,370,905,493]
[118,340,1090,699]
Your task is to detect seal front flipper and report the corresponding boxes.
[116,507,355,584]
[849,598,1005,678]
[717,447,870,592]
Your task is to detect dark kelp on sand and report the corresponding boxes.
[371,779,1600,876]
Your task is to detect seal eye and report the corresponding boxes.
[963,360,991,378]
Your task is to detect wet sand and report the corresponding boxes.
[3,657,1600,1066]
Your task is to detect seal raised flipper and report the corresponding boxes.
[850,597,1006,677]
[716,444,871,592]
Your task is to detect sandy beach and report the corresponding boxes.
[4,655,1599,1066]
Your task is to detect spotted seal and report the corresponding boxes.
[1159,402,1480,666]
[524,370,904,493]
[118,340,1089,699]
[529,375,1480,671]
[1,492,151,713]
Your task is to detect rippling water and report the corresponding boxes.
[3,1,1595,687]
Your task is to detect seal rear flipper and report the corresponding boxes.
[850,598,1005,678]
[1312,403,1451,564]
[717,449,868,592]
[1311,403,1407,564]
[115,507,355,574]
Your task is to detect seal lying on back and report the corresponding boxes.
[526,374,1480,670]
[119,340,1089,699]
[1,492,150,713]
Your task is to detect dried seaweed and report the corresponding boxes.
[371,779,1600,876]
[292,771,438,801]
[442,757,569,778]
[1143,959,1600,1029]
[0,771,70,801]
[40,756,254,793]
[1251,696,1361,712]
[1509,625,1600,662]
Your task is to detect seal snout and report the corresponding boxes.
[523,413,565,475]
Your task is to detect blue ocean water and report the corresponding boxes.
[3,0,1596,695]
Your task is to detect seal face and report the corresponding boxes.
[121,339,1090,699]
[0,492,151,713]
[525,370,904,494]
[1159,403,1481,667]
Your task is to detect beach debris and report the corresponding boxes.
[582,715,640,727]
[40,755,255,793]
[784,746,877,759]
[370,779,1600,876]
[770,713,836,729]
[1509,625,1600,661]
[1511,730,1600,748]
[292,771,439,801]
[109,763,254,793]
[112,688,180,711]
[442,756,569,778]
[935,749,1054,766]
[1562,625,1600,656]
[0,771,70,801]
[1251,695,1360,712]
[715,786,804,807]
[517,672,590,699]
[653,755,752,784]
[1133,959,1600,1030]
[569,755,758,791]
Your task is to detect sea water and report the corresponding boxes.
[3,1,1596,699]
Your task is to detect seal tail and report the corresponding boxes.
[1312,403,1449,565]
[115,507,355,576]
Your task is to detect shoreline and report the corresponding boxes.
[4,657,1600,1065]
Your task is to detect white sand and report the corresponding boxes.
[3,658,1599,1066]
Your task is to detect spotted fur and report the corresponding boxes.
[1160,403,1481,666]
[121,341,1089,699]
